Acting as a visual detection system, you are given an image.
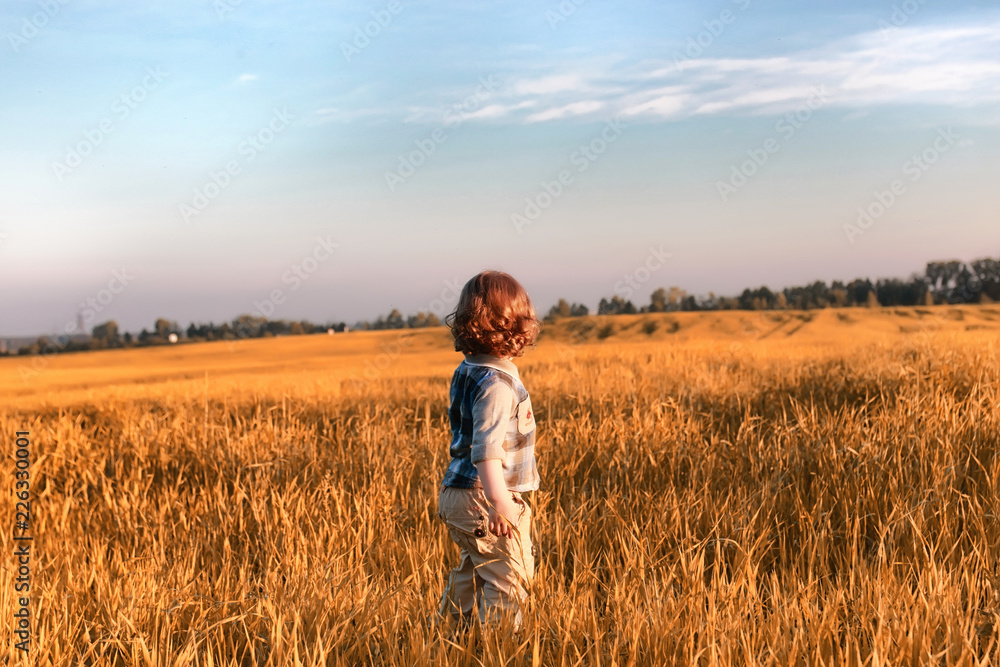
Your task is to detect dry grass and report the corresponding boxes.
[1,307,998,665]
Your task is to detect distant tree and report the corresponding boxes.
[806,280,829,308]
[547,299,589,319]
[598,295,637,315]
[941,260,966,293]
[926,260,970,302]
[715,296,738,310]
[123,331,133,345]
[680,295,699,311]
[875,279,902,306]
[91,320,120,348]
[547,299,573,319]
[385,309,405,329]
[667,287,686,311]
[956,264,978,302]
[971,257,1000,301]
[154,318,173,338]
[875,275,926,306]
[406,311,440,328]
[925,262,944,293]
[19,336,53,356]
[846,279,875,307]
[829,280,848,308]
[648,288,668,313]
[739,286,774,310]
[232,314,266,339]
[263,319,290,336]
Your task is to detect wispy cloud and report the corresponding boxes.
[512,74,587,96]
[318,19,1000,126]
[236,73,258,84]
[526,100,604,123]
[303,106,388,126]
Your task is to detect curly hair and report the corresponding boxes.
[446,270,540,358]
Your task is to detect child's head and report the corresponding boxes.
[447,270,540,358]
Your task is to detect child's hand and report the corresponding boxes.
[487,496,522,538]
[475,458,523,537]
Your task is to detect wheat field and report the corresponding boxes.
[1,307,998,665]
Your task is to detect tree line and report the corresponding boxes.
[8,256,997,357]
[548,257,998,318]
[11,316,348,356]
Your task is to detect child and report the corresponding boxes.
[437,270,541,630]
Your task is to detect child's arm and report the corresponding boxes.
[476,459,521,538]
[470,380,521,537]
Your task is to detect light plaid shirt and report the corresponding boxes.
[441,354,539,493]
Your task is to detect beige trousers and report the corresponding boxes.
[437,485,534,627]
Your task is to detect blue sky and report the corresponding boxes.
[1,0,998,336]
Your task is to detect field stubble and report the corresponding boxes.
[1,325,998,665]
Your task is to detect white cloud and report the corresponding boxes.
[462,101,537,121]
[304,107,386,126]
[511,74,587,96]
[620,93,687,118]
[237,73,258,84]
[322,18,1000,127]
[526,100,604,123]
